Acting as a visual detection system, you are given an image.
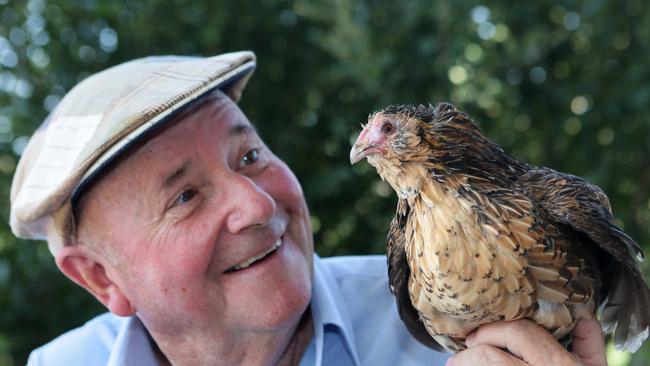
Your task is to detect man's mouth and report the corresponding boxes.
[224,239,282,274]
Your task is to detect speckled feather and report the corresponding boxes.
[364,102,650,353]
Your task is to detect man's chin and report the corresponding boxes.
[221,241,312,322]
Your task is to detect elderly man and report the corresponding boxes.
[10,51,607,365]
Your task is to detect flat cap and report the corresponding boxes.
[10,51,256,254]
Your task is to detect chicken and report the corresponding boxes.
[349,102,650,353]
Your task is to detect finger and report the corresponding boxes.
[465,319,578,365]
[446,344,528,366]
[572,319,607,366]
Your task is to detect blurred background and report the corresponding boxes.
[0,0,649,364]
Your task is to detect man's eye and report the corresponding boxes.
[174,189,197,206]
[240,149,259,166]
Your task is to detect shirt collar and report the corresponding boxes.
[107,316,158,366]
[310,254,361,366]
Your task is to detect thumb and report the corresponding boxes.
[572,319,607,366]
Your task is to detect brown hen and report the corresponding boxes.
[350,103,650,353]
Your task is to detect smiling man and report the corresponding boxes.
[65,91,314,365]
[10,52,607,365]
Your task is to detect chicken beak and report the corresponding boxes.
[350,140,368,165]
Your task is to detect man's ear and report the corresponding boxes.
[55,245,135,317]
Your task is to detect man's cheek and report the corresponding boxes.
[271,165,305,205]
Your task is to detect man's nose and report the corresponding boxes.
[224,174,277,233]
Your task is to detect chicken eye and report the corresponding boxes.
[381,121,395,135]
[240,148,259,166]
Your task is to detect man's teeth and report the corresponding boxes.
[229,239,282,272]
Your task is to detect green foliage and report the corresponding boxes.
[0,0,649,364]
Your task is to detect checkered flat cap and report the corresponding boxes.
[10,51,256,254]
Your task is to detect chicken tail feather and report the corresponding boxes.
[600,265,650,352]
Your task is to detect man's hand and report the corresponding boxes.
[445,318,607,366]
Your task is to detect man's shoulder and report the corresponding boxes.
[317,254,449,364]
[318,254,391,307]
[318,254,389,306]
[27,312,124,366]
[320,254,387,279]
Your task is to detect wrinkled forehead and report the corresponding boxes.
[135,96,252,166]
[145,92,242,141]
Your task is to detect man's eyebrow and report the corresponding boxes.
[161,161,191,191]
[159,124,255,191]
[229,123,257,137]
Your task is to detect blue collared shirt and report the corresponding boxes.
[28,255,450,365]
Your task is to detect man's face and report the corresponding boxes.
[77,95,313,338]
